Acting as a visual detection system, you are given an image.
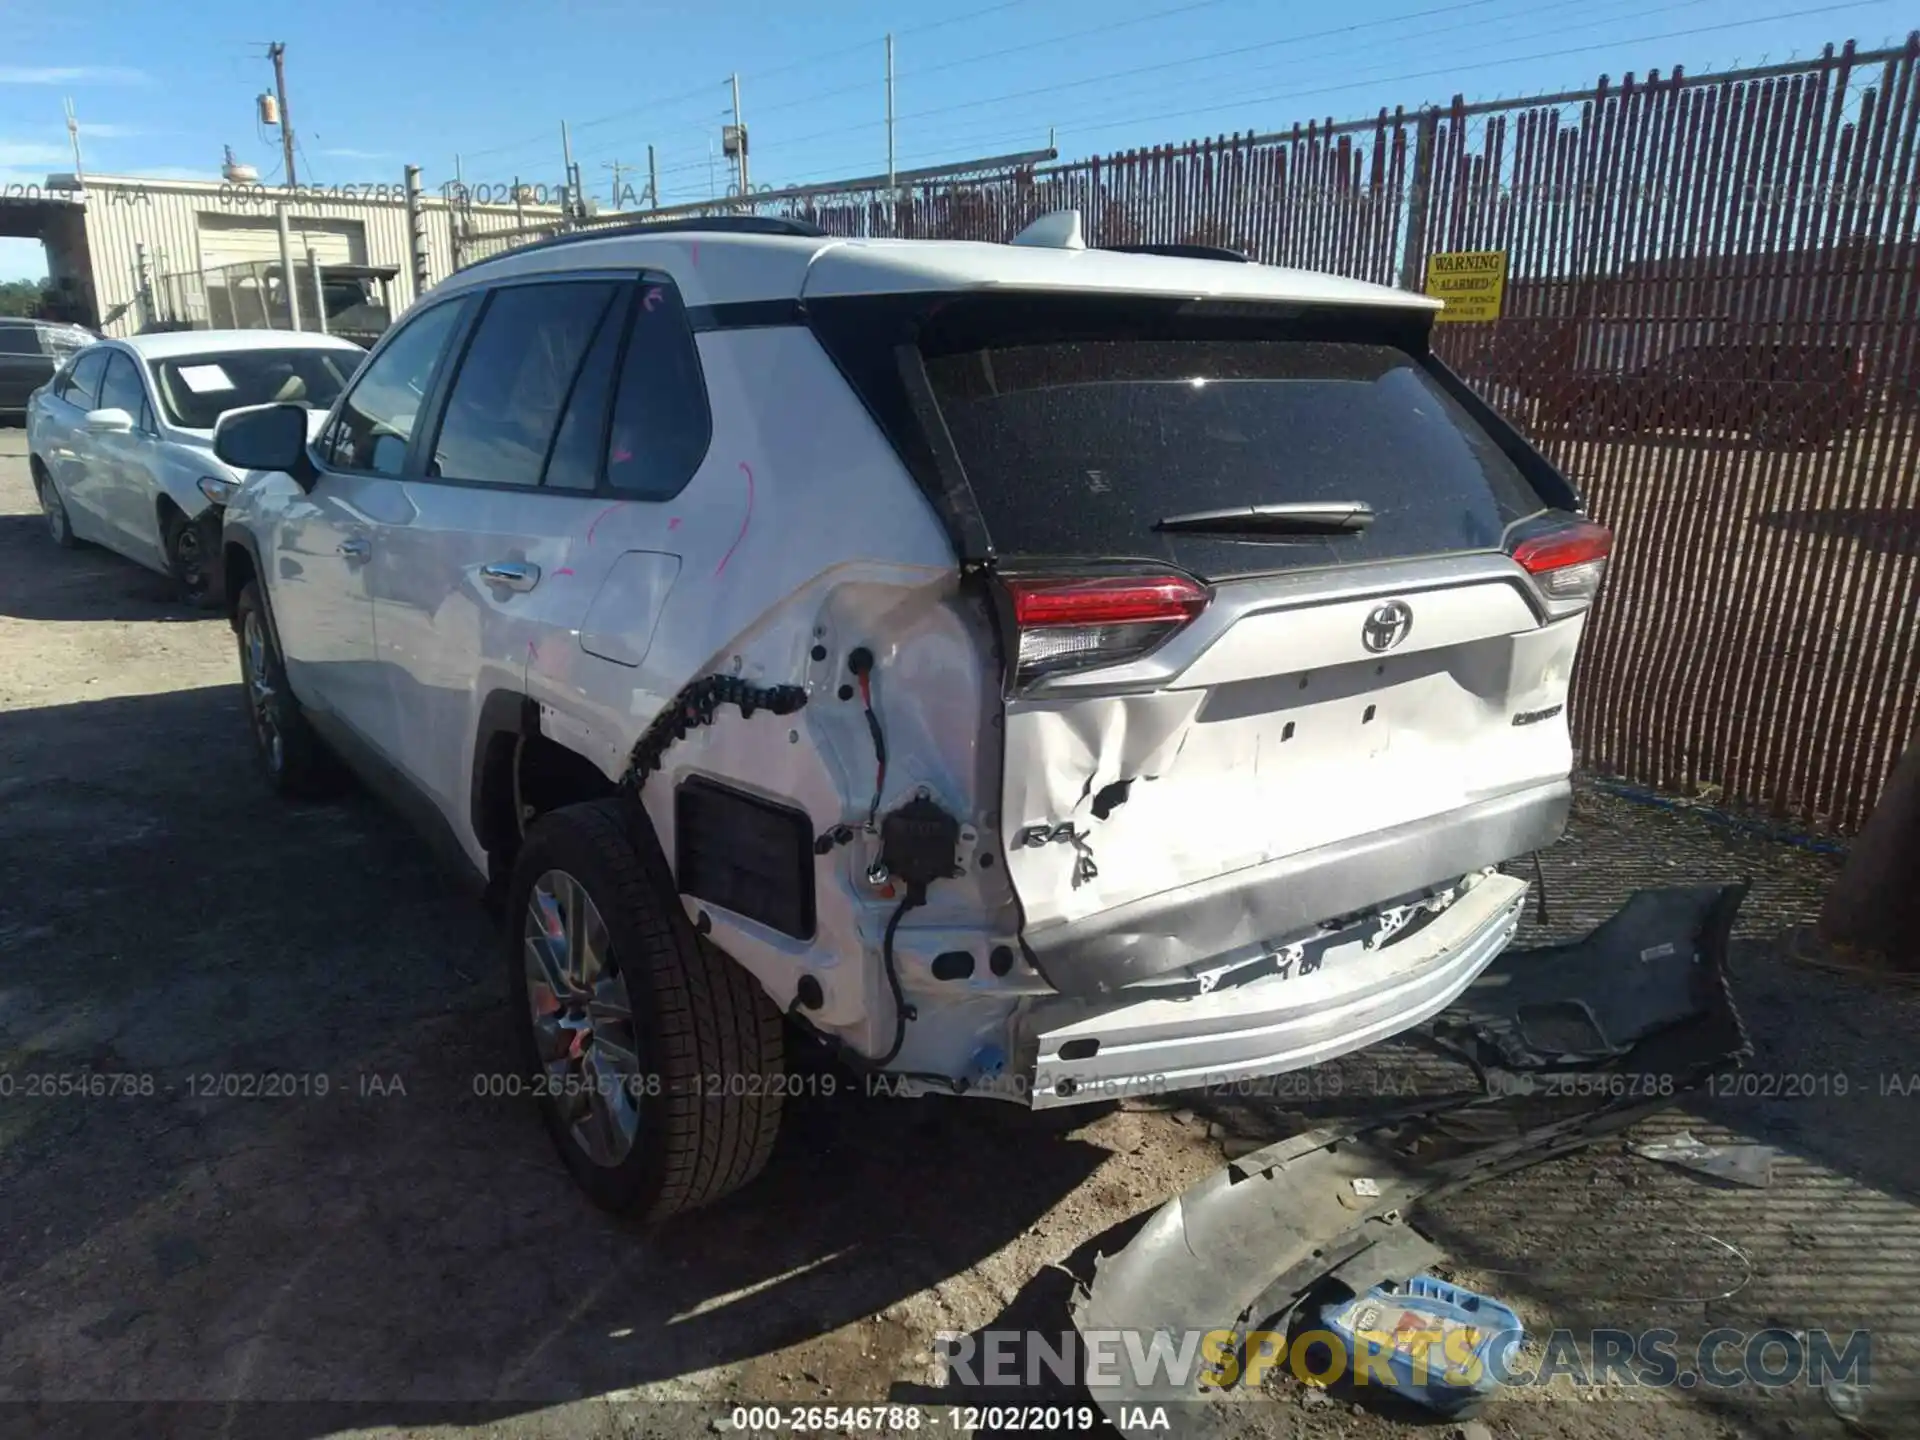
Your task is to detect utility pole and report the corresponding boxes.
[730,73,749,193]
[885,34,896,195]
[268,42,297,187]
[647,144,658,209]
[452,153,468,268]
[603,158,627,209]
[560,120,578,219]
[404,165,429,303]
[64,97,84,184]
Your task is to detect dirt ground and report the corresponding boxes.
[2,425,1917,1440]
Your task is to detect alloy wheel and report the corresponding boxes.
[523,869,644,1168]
[241,610,285,775]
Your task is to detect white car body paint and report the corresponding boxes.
[27,330,364,586]
[221,223,1597,1105]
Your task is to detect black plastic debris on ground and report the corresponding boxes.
[1071,884,1751,1437]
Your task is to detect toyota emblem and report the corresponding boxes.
[1362,600,1413,653]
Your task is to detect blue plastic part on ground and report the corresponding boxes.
[1317,1273,1524,1414]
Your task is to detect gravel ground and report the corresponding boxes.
[1,425,1915,1440]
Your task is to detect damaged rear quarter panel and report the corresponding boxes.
[548,324,1021,1062]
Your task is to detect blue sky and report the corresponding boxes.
[2,0,1913,278]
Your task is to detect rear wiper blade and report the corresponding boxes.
[1154,501,1375,535]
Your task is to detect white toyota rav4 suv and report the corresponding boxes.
[212,214,1608,1219]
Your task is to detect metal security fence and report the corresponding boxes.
[134,258,324,334]
[457,36,1919,835]
[1418,44,1920,836]
[134,257,400,347]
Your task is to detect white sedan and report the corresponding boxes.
[26,329,367,607]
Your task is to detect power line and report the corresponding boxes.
[896,0,1036,38]
[869,0,1698,160]
[750,0,1521,154]
[884,0,1896,168]
[451,0,1043,169]
[749,0,1874,161]
[894,0,1522,127]
[571,79,732,135]
[749,0,1243,123]
[901,0,1240,84]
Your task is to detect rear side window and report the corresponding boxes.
[603,279,709,500]
[97,352,147,421]
[431,280,620,488]
[542,290,631,492]
[925,339,1545,580]
[63,348,109,410]
[0,328,36,356]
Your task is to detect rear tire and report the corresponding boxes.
[234,581,339,799]
[505,799,785,1220]
[165,509,224,609]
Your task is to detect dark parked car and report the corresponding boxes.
[0,316,94,420]
[1553,340,1869,447]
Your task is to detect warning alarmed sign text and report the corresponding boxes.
[1424,250,1507,322]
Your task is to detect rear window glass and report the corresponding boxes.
[925,339,1544,578]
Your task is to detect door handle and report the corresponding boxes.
[479,561,541,593]
[338,537,370,560]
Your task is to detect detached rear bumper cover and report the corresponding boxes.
[1070,884,1751,1436]
[1025,780,1571,996]
[1022,873,1529,1107]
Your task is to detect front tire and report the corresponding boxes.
[166,509,224,609]
[234,581,338,798]
[506,799,785,1220]
[35,469,79,550]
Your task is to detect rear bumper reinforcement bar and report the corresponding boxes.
[1020,873,1529,1107]
[1024,779,1571,996]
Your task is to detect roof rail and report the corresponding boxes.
[461,214,828,271]
[1099,242,1251,263]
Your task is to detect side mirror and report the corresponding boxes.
[83,407,134,434]
[213,403,318,489]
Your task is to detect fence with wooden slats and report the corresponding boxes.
[460,36,1920,836]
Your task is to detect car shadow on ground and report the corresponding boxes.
[0,513,213,622]
[0,683,1112,1437]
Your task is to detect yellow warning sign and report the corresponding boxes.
[1424,250,1508,323]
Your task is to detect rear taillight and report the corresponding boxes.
[1510,519,1612,614]
[1001,574,1209,688]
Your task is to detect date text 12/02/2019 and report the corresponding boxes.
[726,1406,1108,1432]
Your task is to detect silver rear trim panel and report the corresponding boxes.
[1020,872,1530,1108]
[1023,779,1569,996]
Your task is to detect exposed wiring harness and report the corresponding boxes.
[617,672,808,794]
[875,891,919,1066]
[625,659,962,1092]
[783,896,965,1094]
[812,646,888,853]
[847,647,887,830]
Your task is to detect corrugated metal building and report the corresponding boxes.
[13,173,561,337]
